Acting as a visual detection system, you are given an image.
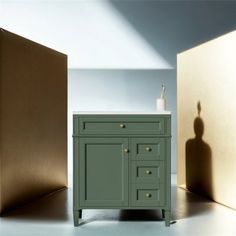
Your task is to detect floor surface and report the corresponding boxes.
[0,176,236,236]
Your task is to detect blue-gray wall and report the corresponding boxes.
[68,0,236,186]
[110,0,236,67]
[0,0,235,186]
[68,69,176,178]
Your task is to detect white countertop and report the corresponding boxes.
[73,111,171,115]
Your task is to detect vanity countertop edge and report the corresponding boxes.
[73,111,171,115]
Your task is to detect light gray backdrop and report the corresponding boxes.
[68,0,236,186]
[1,0,235,186]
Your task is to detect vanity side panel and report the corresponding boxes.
[0,29,2,212]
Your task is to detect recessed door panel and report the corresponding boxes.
[131,138,165,160]
[79,138,129,207]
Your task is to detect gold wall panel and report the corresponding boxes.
[0,28,67,213]
[177,30,236,209]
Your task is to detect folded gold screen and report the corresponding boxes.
[177,30,236,209]
[0,28,67,213]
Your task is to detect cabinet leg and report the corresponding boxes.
[79,209,82,219]
[165,210,171,227]
[73,210,79,227]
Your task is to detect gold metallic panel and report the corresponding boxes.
[177,30,236,209]
[0,28,67,214]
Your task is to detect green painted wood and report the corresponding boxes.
[131,161,165,183]
[79,137,129,207]
[73,114,171,227]
[130,183,165,207]
[77,116,167,135]
[165,137,171,214]
[73,210,79,226]
[73,136,79,210]
[165,210,171,227]
[131,137,165,161]
[73,113,80,223]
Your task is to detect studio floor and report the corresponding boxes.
[0,175,236,236]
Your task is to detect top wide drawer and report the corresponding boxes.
[76,116,170,135]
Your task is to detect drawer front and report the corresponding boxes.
[130,183,165,206]
[131,161,165,183]
[131,138,165,160]
[78,116,166,135]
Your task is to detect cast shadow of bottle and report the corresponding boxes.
[185,102,213,200]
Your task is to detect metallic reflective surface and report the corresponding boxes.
[0,175,236,236]
[0,28,67,213]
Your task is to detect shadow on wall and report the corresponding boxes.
[185,101,213,200]
[110,0,236,67]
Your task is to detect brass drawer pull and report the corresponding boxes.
[145,170,152,175]
[124,148,129,153]
[146,193,152,198]
[120,124,125,128]
[146,147,151,151]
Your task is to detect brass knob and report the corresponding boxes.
[146,193,152,198]
[146,147,151,152]
[124,148,129,153]
[120,124,125,128]
[145,170,151,175]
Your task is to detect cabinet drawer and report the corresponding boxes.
[78,117,166,135]
[131,161,164,183]
[130,183,165,207]
[131,138,165,160]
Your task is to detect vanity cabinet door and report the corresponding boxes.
[79,137,129,207]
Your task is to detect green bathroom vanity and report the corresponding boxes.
[73,112,171,226]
